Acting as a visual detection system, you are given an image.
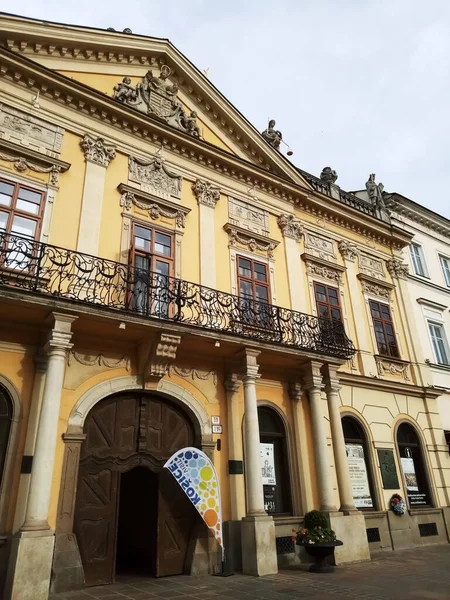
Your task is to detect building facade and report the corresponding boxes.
[0,14,449,600]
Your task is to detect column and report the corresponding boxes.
[192,179,220,288]
[225,374,246,521]
[12,352,47,532]
[302,360,337,512]
[5,313,76,600]
[78,134,116,256]
[322,364,356,513]
[289,383,314,513]
[240,348,277,576]
[277,214,307,313]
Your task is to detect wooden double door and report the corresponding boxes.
[74,393,198,586]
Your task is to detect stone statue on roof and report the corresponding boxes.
[366,173,391,223]
[320,167,338,184]
[262,119,282,150]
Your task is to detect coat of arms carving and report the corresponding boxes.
[113,66,200,138]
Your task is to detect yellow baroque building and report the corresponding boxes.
[0,13,449,600]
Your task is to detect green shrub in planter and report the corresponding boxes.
[303,510,329,530]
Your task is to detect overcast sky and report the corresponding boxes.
[2,1,450,217]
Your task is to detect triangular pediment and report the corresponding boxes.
[0,12,311,189]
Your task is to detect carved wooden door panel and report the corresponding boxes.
[75,395,139,586]
[156,469,196,577]
[75,465,119,586]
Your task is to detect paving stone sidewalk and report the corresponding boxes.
[51,544,450,600]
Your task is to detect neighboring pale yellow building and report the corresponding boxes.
[0,13,449,600]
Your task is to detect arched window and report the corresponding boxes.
[342,416,376,510]
[258,406,291,515]
[0,385,13,490]
[397,422,431,507]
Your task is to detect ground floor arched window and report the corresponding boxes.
[0,385,12,492]
[342,416,376,510]
[397,422,432,507]
[258,406,292,515]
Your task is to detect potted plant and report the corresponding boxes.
[295,510,343,573]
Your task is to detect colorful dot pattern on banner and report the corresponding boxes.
[170,449,222,546]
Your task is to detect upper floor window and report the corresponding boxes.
[237,256,271,327]
[314,283,342,321]
[0,178,45,241]
[439,255,450,287]
[369,300,399,358]
[130,223,173,316]
[428,322,450,366]
[410,243,428,277]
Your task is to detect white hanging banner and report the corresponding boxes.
[164,447,224,558]
[260,443,276,485]
[346,443,373,509]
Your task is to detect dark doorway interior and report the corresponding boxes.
[116,466,158,576]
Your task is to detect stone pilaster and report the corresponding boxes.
[192,178,220,289]
[277,214,306,313]
[289,382,314,513]
[225,374,245,521]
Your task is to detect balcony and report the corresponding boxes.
[0,232,355,359]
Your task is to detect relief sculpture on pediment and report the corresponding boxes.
[113,65,200,137]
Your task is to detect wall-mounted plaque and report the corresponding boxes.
[377,449,400,489]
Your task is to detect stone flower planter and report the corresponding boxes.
[296,540,343,573]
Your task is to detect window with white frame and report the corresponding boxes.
[410,243,428,277]
[428,322,450,365]
[439,255,450,287]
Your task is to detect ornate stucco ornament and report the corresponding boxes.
[320,167,338,184]
[80,134,116,167]
[113,66,201,138]
[338,240,359,261]
[192,179,220,208]
[386,258,409,279]
[261,119,282,150]
[277,214,304,241]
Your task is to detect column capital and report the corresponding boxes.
[80,133,116,167]
[62,432,87,444]
[224,373,241,395]
[277,213,304,241]
[288,382,303,402]
[321,363,341,393]
[192,178,220,208]
[237,348,260,381]
[301,360,324,392]
[44,312,77,353]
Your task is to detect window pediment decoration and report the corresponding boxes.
[357,273,394,300]
[118,183,190,229]
[375,356,410,382]
[113,66,200,138]
[224,223,279,259]
[304,231,336,263]
[0,138,70,187]
[128,155,182,200]
[301,252,344,283]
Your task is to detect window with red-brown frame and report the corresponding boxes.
[0,178,45,241]
[369,300,399,358]
[314,282,342,321]
[237,256,272,327]
[129,222,174,316]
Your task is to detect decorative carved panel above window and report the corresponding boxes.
[228,197,269,237]
[357,273,394,300]
[304,231,336,263]
[358,252,385,280]
[0,102,64,154]
[224,223,279,259]
[128,155,182,200]
[301,252,345,284]
[118,183,190,229]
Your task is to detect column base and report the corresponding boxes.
[20,519,51,532]
[241,515,277,576]
[329,512,370,565]
[50,533,85,594]
[4,530,55,600]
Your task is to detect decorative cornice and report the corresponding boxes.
[118,183,190,228]
[224,223,279,258]
[386,258,409,279]
[192,178,220,208]
[357,273,394,300]
[416,298,448,311]
[338,240,359,262]
[0,138,70,186]
[80,133,116,166]
[277,214,304,241]
[301,252,345,284]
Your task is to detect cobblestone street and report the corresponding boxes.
[51,544,450,600]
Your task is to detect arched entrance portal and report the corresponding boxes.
[74,392,199,586]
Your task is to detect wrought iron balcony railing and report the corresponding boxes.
[0,232,356,359]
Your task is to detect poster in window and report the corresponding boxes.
[401,456,427,506]
[260,443,276,485]
[263,486,276,513]
[346,444,373,508]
